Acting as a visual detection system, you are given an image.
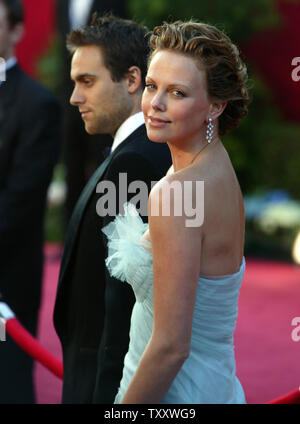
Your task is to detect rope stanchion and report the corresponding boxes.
[266,387,300,404]
[1,300,300,402]
[0,301,63,379]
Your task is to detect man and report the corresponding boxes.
[57,0,127,227]
[53,14,171,403]
[0,0,61,403]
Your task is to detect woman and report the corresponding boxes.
[103,20,251,403]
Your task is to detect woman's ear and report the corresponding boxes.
[126,66,142,94]
[207,101,227,122]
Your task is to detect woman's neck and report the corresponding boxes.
[168,135,220,173]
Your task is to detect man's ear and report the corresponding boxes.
[11,23,24,46]
[126,66,142,94]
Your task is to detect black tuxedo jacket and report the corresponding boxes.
[53,125,171,403]
[0,64,61,402]
[57,0,127,36]
[0,64,61,321]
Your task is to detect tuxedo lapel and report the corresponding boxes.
[0,66,21,183]
[58,154,111,285]
[0,65,19,113]
[57,126,144,289]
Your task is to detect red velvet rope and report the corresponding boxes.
[5,317,63,379]
[266,388,300,404]
[2,315,300,403]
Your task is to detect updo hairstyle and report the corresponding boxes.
[149,21,251,136]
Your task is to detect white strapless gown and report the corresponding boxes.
[102,203,246,404]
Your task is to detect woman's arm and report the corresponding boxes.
[120,177,203,404]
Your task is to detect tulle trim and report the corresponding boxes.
[102,202,153,301]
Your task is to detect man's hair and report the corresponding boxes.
[0,0,24,28]
[67,13,150,86]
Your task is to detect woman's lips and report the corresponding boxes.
[148,116,171,127]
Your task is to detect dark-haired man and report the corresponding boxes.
[53,14,171,404]
[0,0,61,403]
[57,1,128,226]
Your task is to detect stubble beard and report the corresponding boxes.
[90,97,133,136]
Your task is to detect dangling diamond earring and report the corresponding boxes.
[206,118,214,143]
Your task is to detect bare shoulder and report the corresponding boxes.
[149,173,185,223]
[204,148,243,204]
[149,171,188,217]
[149,172,204,235]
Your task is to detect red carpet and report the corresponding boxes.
[34,244,300,404]
[34,244,63,404]
[235,258,300,403]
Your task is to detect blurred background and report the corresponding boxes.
[12,0,300,404]
[16,0,300,264]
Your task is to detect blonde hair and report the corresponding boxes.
[149,20,251,135]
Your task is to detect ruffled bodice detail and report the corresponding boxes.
[102,202,153,302]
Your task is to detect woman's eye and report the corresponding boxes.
[172,90,185,98]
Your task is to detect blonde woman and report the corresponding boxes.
[103,20,250,404]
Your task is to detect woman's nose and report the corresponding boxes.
[151,93,166,111]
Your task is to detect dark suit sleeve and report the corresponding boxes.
[92,151,161,404]
[0,96,61,241]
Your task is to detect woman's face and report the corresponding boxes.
[142,50,212,147]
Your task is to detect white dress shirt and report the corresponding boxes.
[69,0,93,29]
[0,56,17,85]
[110,111,145,153]
[5,57,17,71]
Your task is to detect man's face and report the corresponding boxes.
[70,45,133,136]
[0,2,22,60]
[0,2,11,59]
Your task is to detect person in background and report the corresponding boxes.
[56,0,127,228]
[53,14,171,404]
[0,0,61,403]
